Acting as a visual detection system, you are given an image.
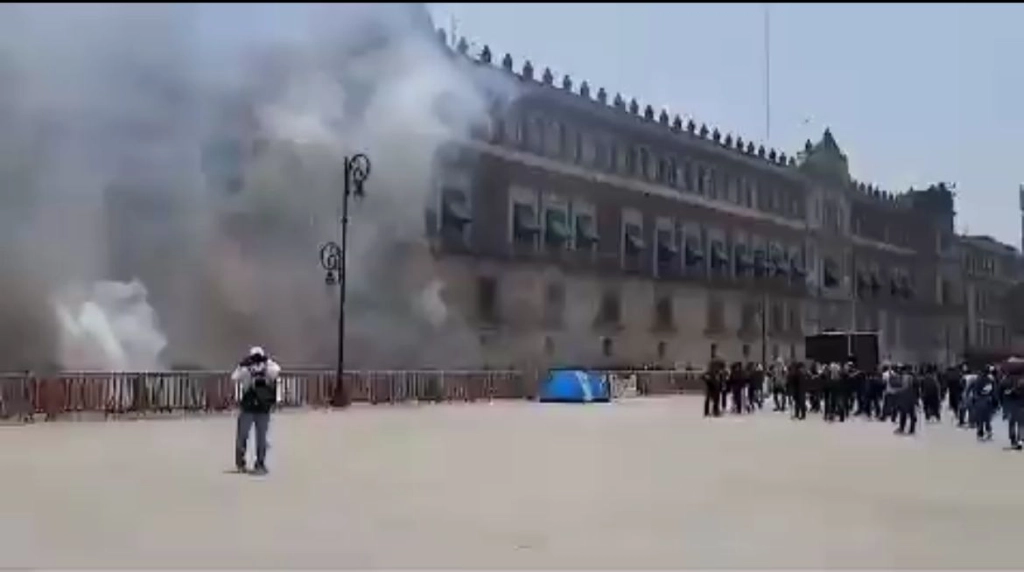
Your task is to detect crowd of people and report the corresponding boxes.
[702,359,1024,450]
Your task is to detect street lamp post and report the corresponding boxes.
[319,153,372,408]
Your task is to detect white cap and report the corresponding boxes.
[248,346,266,358]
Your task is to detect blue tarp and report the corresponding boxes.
[538,369,611,403]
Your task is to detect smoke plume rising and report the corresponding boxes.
[0,3,515,371]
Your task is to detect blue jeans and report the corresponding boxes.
[235,411,270,468]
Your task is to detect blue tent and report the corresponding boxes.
[538,369,611,403]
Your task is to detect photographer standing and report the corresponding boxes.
[232,346,281,474]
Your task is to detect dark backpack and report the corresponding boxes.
[888,373,905,392]
[241,366,277,412]
[978,378,995,397]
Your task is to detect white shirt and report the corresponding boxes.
[882,370,896,394]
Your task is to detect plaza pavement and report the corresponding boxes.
[1,397,1023,568]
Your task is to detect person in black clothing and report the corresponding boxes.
[728,362,746,414]
[745,362,763,412]
[788,362,807,420]
[894,365,920,435]
[853,365,870,417]
[971,367,997,441]
[866,369,885,420]
[807,364,822,414]
[232,346,281,474]
[823,363,845,423]
[1004,373,1024,450]
[921,366,942,422]
[999,373,1014,422]
[703,360,724,417]
[718,362,730,412]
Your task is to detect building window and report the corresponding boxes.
[608,142,619,173]
[770,302,784,334]
[657,341,667,360]
[439,187,473,240]
[696,165,706,195]
[668,158,678,187]
[529,116,545,153]
[625,146,637,175]
[512,202,541,246]
[573,130,583,164]
[623,222,644,257]
[544,282,565,328]
[710,343,718,360]
[657,158,668,183]
[477,276,499,324]
[739,302,759,335]
[639,147,650,179]
[654,295,674,330]
[709,239,729,274]
[602,337,614,357]
[707,168,718,200]
[742,344,751,359]
[787,305,801,335]
[591,137,604,168]
[574,212,600,250]
[656,228,679,275]
[706,296,725,333]
[598,290,621,326]
[543,208,571,250]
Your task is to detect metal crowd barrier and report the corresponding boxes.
[604,370,705,398]
[0,369,705,423]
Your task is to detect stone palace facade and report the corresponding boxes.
[424,33,1014,369]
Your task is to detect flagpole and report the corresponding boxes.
[764,3,771,144]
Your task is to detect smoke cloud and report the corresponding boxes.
[0,3,516,371]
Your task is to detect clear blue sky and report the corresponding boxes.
[197,3,1024,247]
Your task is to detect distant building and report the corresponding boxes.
[423,35,984,368]
[958,234,1022,359]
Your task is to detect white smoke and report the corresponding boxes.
[53,281,167,371]
[0,3,517,371]
[417,279,450,328]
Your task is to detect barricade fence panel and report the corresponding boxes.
[0,369,704,422]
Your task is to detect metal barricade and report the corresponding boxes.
[602,369,705,398]
[0,373,35,421]
[0,367,700,423]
